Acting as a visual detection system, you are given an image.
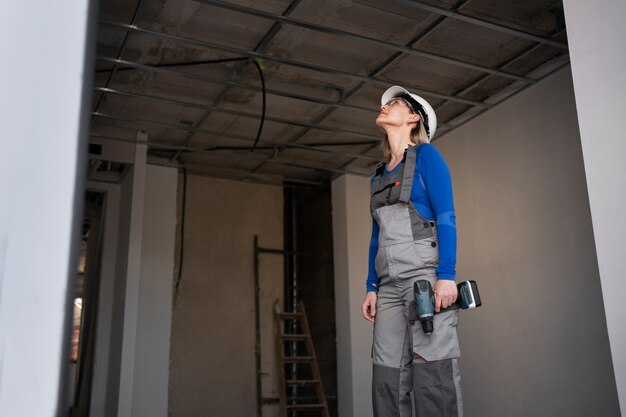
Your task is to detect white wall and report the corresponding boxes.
[331,68,620,416]
[563,1,626,412]
[331,175,374,417]
[0,0,94,416]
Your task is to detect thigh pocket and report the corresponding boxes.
[413,236,439,267]
[411,309,460,362]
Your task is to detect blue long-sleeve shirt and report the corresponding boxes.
[366,144,457,292]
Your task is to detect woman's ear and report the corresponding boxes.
[408,113,420,124]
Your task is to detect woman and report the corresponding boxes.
[361,86,463,417]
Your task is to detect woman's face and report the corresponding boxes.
[375,98,419,132]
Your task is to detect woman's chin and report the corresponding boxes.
[375,116,388,129]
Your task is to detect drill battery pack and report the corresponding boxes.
[458,280,481,309]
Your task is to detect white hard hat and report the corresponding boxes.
[381,85,437,140]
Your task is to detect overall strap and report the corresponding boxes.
[370,162,386,195]
[399,145,419,203]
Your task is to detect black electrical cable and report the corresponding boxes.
[95,57,249,74]
[171,57,252,299]
[250,59,266,153]
[174,167,187,302]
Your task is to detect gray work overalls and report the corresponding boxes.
[370,144,463,417]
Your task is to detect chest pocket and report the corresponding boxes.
[371,177,403,212]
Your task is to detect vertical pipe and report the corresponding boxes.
[289,189,298,416]
[253,235,262,417]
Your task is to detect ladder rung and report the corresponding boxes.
[286,404,325,410]
[281,333,308,340]
[285,379,320,385]
[278,312,304,319]
[284,356,313,363]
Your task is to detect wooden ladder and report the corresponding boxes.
[274,301,330,417]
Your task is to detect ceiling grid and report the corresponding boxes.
[91,0,569,186]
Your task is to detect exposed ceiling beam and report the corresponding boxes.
[96,56,378,114]
[90,133,370,178]
[390,0,568,50]
[168,0,307,163]
[196,0,532,83]
[436,28,569,115]
[99,21,489,108]
[90,112,381,162]
[94,86,390,140]
[147,157,325,187]
[329,26,569,181]
[92,0,146,127]
[435,62,571,142]
[249,0,475,180]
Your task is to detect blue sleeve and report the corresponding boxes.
[419,145,457,280]
[366,216,380,293]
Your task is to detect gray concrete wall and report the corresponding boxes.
[435,68,619,416]
[563,0,626,411]
[169,175,283,417]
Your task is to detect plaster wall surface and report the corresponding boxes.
[435,68,619,417]
[563,0,626,412]
[169,176,283,417]
[331,68,619,417]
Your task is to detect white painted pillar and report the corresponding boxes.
[131,164,177,417]
[0,0,94,416]
[331,174,374,417]
[117,132,148,417]
[563,0,626,413]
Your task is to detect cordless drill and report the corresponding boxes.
[413,279,482,335]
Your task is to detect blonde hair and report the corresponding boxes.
[380,120,430,160]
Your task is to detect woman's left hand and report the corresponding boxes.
[433,279,458,312]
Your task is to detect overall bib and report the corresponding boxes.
[370,144,463,417]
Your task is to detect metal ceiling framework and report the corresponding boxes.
[91,0,569,186]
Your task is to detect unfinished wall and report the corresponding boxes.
[169,175,283,417]
[435,68,619,416]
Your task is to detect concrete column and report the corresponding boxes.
[0,0,95,415]
[117,132,148,417]
[331,174,374,417]
[131,164,177,417]
[563,0,626,412]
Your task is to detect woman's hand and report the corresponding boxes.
[433,279,458,312]
[362,292,378,323]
